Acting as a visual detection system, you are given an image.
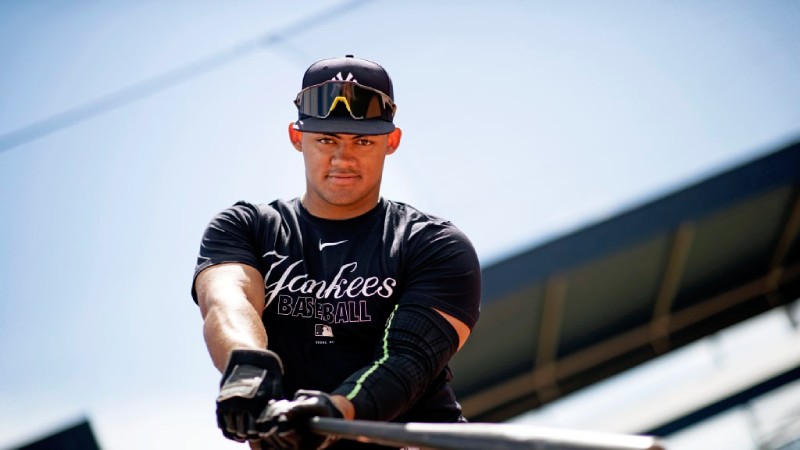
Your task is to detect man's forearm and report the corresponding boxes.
[202,299,267,372]
[330,395,355,420]
[196,263,268,372]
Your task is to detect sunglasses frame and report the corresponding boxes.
[294,80,397,120]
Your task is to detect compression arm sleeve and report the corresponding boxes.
[330,303,459,421]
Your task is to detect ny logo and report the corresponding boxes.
[332,72,357,83]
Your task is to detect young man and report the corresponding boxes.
[192,55,482,450]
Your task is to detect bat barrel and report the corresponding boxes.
[310,417,667,450]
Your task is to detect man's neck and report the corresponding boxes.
[300,194,380,220]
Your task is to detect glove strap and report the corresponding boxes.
[221,348,284,385]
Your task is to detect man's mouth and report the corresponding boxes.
[327,172,359,184]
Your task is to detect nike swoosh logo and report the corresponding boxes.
[319,239,348,250]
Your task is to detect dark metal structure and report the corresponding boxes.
[13,418,101,450]
[450,139,800,425]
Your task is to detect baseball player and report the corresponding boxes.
[191,55,482,450]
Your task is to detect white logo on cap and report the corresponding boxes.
[332,72,357,83]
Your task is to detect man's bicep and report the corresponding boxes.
[196,262,265,315]
[433,308,471,350]
[405,224,482,331]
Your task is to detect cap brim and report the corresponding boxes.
[294,117,395,136]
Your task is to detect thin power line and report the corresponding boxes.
[0,0,375,154]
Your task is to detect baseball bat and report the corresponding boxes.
[310,417,666,450]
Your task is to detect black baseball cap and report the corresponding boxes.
[293,55,396,135]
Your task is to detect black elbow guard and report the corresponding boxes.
[332,304,459,421]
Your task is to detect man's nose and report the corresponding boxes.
[331,142,357,164]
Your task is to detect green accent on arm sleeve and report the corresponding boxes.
[345,304,399,401]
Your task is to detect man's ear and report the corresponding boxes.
[288,122,303,152]
[386,128,402,155]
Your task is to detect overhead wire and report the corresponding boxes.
[0,0,376,154]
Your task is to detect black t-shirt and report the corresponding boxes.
[192,197,481,425]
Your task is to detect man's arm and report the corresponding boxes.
[195,262,267,372]
[196,262,285,446]
[328,307,469,420]
[434,308,471,350]
[256,303,471,449]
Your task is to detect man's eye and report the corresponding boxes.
[356,139,373,146]
[318,138,334,144]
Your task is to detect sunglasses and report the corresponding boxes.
[294,80,397,121]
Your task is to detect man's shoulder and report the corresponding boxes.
[383,199,473,243]
[206,198,300,232]
[226,198,299,217]
[383,199,449,225]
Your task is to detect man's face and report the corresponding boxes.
[290,128,401,219]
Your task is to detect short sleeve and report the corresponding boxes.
[401,222,482,330]
[190,201,263,303]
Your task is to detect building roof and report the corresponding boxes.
[450,138,800,424]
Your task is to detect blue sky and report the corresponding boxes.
[1,2,799,449]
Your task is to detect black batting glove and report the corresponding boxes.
[257,390,343,450]
[217,349,284,442]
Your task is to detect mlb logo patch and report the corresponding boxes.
[315,324,333,337]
